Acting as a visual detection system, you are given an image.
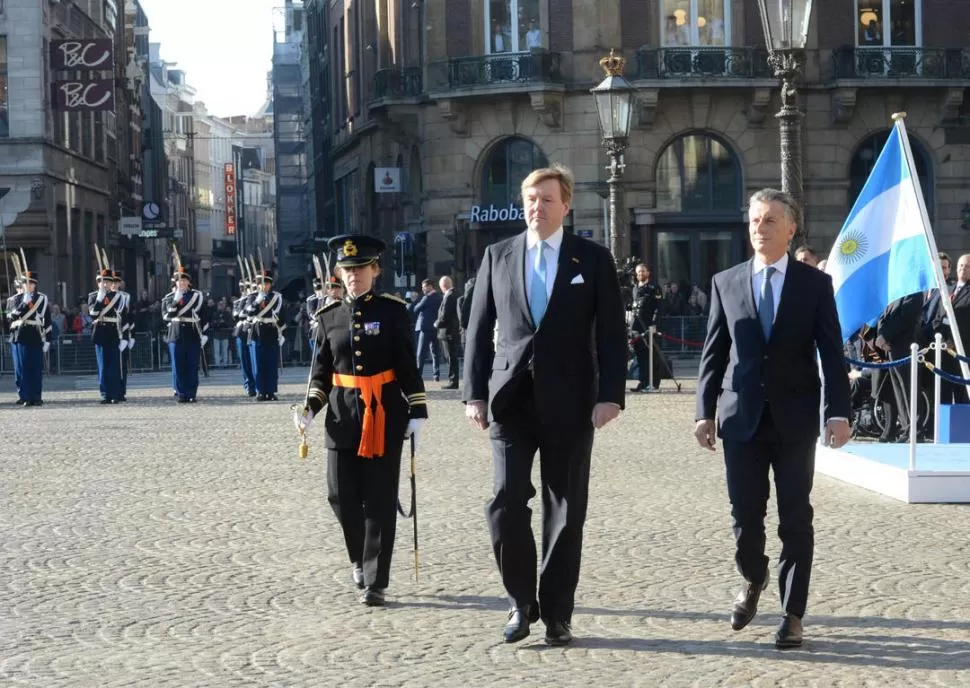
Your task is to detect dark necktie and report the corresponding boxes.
[759,266,776,340]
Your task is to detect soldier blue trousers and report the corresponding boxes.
[168,341,201,400]
[237,336,256,394]
[249,340,279,395]
[13,343,43,402]
[96,344,122,401]
[11,342,23,400]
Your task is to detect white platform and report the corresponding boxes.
[816,442,970,503]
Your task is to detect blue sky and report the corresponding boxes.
[139,0,280,117]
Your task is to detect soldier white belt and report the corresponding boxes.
[253,317,277,324]
[169,317,198,323]
[10,320,41,329]
[96,316,120,323]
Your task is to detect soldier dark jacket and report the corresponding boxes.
[306,291,428,454]
[631,281,663,333]
[162,288,208,344]
[232,292,255,338]
[244,289,283,343]
[306,293,322,339]
[88,288,125,345]
[7,291,52,346]
[119,291,134,342]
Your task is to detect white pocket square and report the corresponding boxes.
[570,274,585,285]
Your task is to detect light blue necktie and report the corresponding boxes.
[759,266,776,340]
[530,240,548,325]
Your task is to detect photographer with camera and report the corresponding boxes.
[629,263,663,393]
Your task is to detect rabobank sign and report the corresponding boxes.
[469,204,525,224]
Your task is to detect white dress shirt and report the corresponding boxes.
[751,252,788,322]
[525,227,563,307]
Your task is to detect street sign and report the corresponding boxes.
[138,227,175,239]
[119,217,141,237]
[577,229,594,238]
[142,202,161,221]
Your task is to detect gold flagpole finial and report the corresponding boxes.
[599,49,626,77]
[891,111,907,121]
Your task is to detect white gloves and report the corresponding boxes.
[119,339,128,351]
[42,342,50,353]
[404,418,426,450]
[97,288,107,300]
[200,335,209,347]
[293,406,314,434]
[278,335,285,347]
[174,289,184,301]
[128,338,135,349]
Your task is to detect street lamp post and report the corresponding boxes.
[757,0,814,242]
[591,50,635,266]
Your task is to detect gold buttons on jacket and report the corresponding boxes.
[354,336,360,342]
[355,311,362,316]
[355,350,362,356]
[354,323,361,329]
[356,365,363,371]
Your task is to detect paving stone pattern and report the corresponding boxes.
[1,371,969,686]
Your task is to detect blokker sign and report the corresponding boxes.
[469,204,525,223]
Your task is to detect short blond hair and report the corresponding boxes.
[520,164,574,206]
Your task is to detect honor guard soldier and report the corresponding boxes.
[244,270,284,401]
[233,276,258,397]
[306,277,324,346]
[163,264,208,403]
[324,275,344,306]
[6,277,24,402]
[7,271,52,406]
[111,271,134,401]
[89,269,125,403]
[293,234,428,607]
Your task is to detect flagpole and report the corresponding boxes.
[892,112,970,396]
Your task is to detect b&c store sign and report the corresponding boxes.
[469,204,525,224]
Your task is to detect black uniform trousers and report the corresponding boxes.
[326,438,404,590]
[439,332,460,386]
[486,374,594,624]
[721,404,815,619]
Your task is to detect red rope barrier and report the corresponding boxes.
[657,332,705,348]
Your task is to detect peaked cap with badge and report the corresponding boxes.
[330,234,386,268]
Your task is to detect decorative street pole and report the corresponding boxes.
[757,0,813,242]
[591,50,635,266]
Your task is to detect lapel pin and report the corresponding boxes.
[571,257,580,263]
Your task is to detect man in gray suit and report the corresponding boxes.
[695,188,851,649]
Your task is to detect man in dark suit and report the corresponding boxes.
[694,188,851,650]
[874,294,924,440]
[933,253,970,404]
[458,276,476,338]
[435,275,461,389]
[463,164,627,646]
[412,278,441,381]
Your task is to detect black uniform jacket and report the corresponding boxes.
[7,292,52,346]
[162,289,208,344]
[232,292,255,338]
[306,291,428,453]
[88,289,125,345]
[244,290,283,343]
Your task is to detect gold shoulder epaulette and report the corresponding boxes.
[314,301,341,317]
[380,293,407,305]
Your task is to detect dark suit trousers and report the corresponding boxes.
[439,332,460,385]
[721,406,816,619]
[326,444,403,589]
[486,375,594,623]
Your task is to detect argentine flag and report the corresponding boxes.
[826,122,938,342]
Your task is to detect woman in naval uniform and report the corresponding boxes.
[293,234,428,606]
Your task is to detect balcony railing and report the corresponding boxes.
[831,47,970,80]
[432,51,563,90]
[635,47,772,80]
[372,67,424,100]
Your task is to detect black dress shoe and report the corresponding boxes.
[544,620,573,646]
[248,391,257,398]
[441,383,458,390]
[503,604,540,643]
[360,587,386,606]
[100,398,112,404]
[268,394,279,401]
[351,567,365,589]
[775,615,804,649]
[730,574,769,631]
[255,394,267,402]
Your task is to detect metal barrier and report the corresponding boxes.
[655,316,708,356]
[56,332,156,374]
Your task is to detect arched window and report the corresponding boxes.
[481,137,548,208]
[655,133,741,213]
[849,130,933,221]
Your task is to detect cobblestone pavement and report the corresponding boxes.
[2,369,969,687]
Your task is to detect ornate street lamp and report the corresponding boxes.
[757,0,813,240]
[591,50,635,265]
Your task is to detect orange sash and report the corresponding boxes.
[332,370,396,458]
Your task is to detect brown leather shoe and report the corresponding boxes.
[775,614,804,649]
[730,574,769,631]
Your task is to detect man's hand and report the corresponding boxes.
[592,403,621,429]
[825,418,851,449]
[694,419,716,451]
[465,401,489,430]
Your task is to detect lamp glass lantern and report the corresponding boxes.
[756,0,813,50]
[590,54,635,142]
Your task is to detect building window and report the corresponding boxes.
[0,36,7,138]
[849,130,933,222]
[484,0,542,54]
[655,133,740,213]
[856,0,920,47]
[480,137,548,208]
[661,0,729,47]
